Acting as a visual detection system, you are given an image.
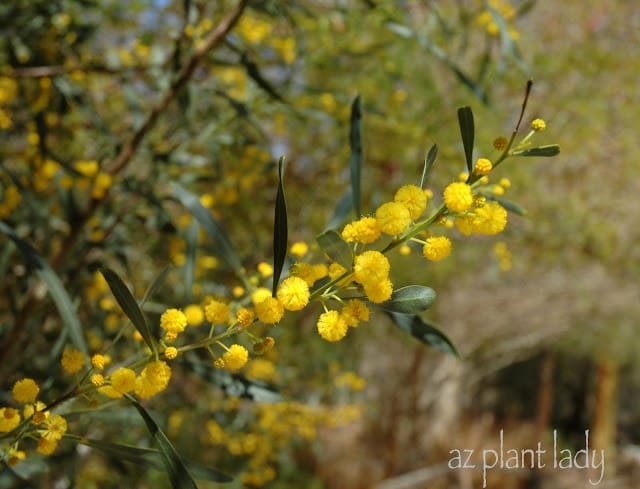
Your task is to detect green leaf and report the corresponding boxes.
[349,95,363,218]
[72,436,160,467]
[420,144,438,188]
[73,436,232,483]
[100,267,157,355]
[379,285,436,314]
[272,156,288,296]
[325,188,352,231]
[140,265,173,307]
[387,312,459,357]
[457,106,475,174]
[316,229,353,269]
[182,359,283,403]
[513,145,560,157]
[127,396,200,489]
[171,182,242,274]
[0,221,88,357]
[489,196,527,216]
[183,220,199,303]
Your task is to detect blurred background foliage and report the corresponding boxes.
[0,0,639,488]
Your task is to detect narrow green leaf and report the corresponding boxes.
[128,396,199,489]
[513,145,560,157]
[272,156,288,296]
[458,106,475,173]
[387,312,459,357]
[183,220,199,303]
[489,196,527,216]
[140,265,173,307]
[171,182,242,274]
[72,436,161,467]
[100,267,157,355]
[0,221,88,357]
[73,435,232,482]
[379,285,437,314]
[325,188,352,231]
[349,95,363,218]
[182,359,282,403]
[316,230,353,269]
[420,144,438,188]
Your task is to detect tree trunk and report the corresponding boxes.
[591,358,618,476]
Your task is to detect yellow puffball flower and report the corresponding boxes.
[474,158,493,175]
[91,354,111,370]
[160,308,188,336]
[493,137,508,150]
[37,438,58,456]
[363,279,393,303]
[531,118,546,132]
[422,236,452,262]
[290,241,309,258]
[454,215,476,236]
[375,202,411,236]
[184,304,204,326]
[41,414,67,441]
[109,367,137,395]
[251,287,271,306]
[134,361,172,399]
[443,182,473,213]
[0,408,21,432]
[236,307,255,328]
[164,347,178,360]
[223,344,249,371]
[276,276,310,311]
[255,297,284,324]
[394,184,427,220]
[12,378,40,403]
[61,347,85,374]
[232,286,245,298]
[474,202,508,235]
[91,374,105,386]
[354,250,390,286]
[399,244,411,256]
[341,216,381,244]
[340,299,370,328]
[204,300,230,324]
[499,178,511,188]
[74,160,99,178]
[257,261,273,278]
[316,310,348,342]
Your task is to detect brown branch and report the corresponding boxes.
[108,0,250,177]
[2,0,250,366]
[49,0,249,269]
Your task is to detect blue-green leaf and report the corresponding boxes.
[171,182,242,274]
[100,267,157,355]
[183,220,199,303]
[272,156,288,296]
[488,196,527,216]
[458,106,475,174]
[420,144,438,188]
[513,145,560,157]
[379,286,437,314]
[0,221,88,357]
[349,95,363,218]
[387,312,459,357]
[72,436,232,483]
[325,188,352,231]
[127,397,200,489]
[182,359,283,403]
[140,265,173,307]
[316,229,353,269]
